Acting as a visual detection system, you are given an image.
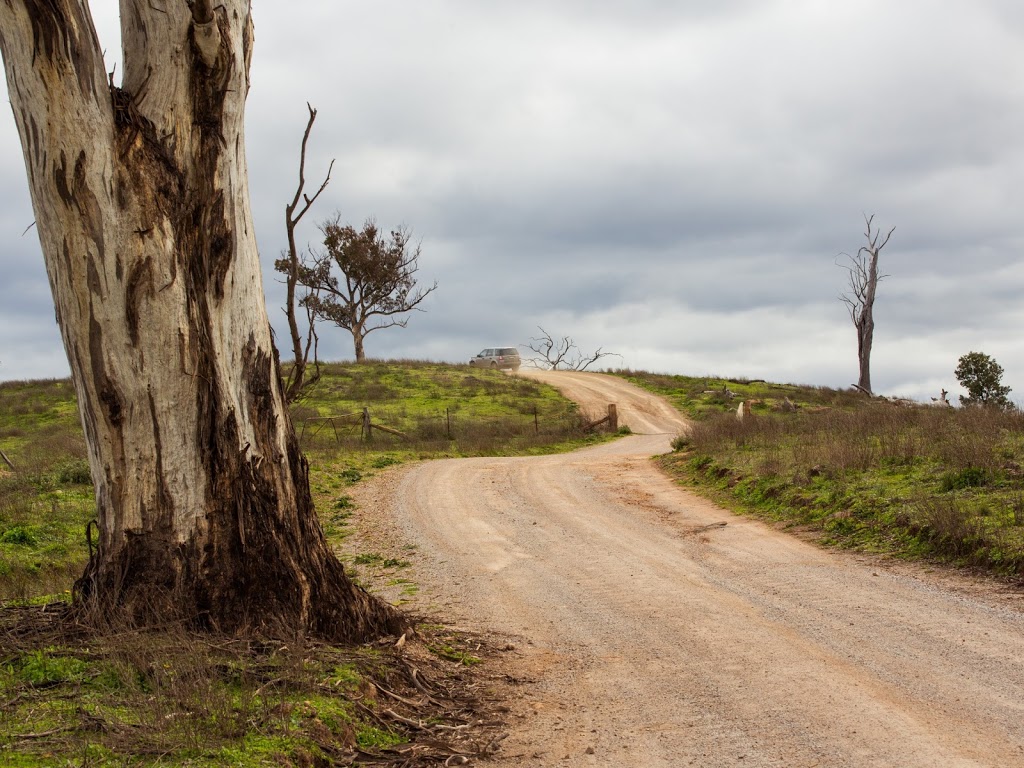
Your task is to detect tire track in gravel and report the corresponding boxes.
[360,371,1024,767]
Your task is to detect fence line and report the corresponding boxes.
[299,403,618,444]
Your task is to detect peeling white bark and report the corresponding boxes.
[0,0,400,638]
[1,0,258,543]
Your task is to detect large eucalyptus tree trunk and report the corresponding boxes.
[0,0,401,640]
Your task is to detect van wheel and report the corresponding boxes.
[490,362,498,368]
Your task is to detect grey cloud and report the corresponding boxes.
[2,1,1023,402]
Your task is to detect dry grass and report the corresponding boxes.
[0,362,603,763]
[669,401,1024,573]
[299,407,597,458]
[680,403,1023,478]
[0,606,508,766]
[293,360,603,458]
[0,364,612,605]
[616,369,866,419]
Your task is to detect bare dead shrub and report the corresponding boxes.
[932,407,1016,473]
[913,496,990,559]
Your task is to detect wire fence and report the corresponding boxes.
[298,403,614,450]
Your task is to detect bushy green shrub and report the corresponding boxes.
[55,459,92,485]
[1,526,37,546]
[939,467,990,492]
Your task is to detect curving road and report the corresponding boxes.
[363,371,1024,767]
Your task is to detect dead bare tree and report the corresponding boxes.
[523,327,621,371]
[275,103,333,402]
[298,216,437,361]
[839,214,894,395]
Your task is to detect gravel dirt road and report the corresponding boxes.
[351,371,1024,767]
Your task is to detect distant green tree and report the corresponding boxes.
[297,215,437,362]
[955,352,1013,408]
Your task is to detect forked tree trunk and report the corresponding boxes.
[0,1,402,640]
[281,104,330,402]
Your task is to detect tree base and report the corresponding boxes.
[73,533,405,643]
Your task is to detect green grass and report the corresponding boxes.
[294,359,606,458]
[0,378,93,607]
[611,368,865,420]
[0,359,600,764]
[0,630,421,766]
[0,360,612,605]
[6,361,1023,763]
[427,643,481,666]
[626,368,1024,575]
[350,552,410,569]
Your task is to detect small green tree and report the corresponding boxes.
[955,351,1013,408]
[297,216,437,362]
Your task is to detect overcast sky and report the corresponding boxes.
[2,1,1023,401]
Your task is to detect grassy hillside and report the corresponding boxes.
[0,361,611,766]
[8,363,1022,764]
[0,362,606,605]
[295,360,603,456]
[619,370,1024,575]
[0,378,92,603]
[614,369,866,419]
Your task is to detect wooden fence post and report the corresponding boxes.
[608,404,618,431]
[362,407,372,441]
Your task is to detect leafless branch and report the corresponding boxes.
[286,103,334,230]
[278,103,332,401]
[522,327,622,371]
[836,213,894,394]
